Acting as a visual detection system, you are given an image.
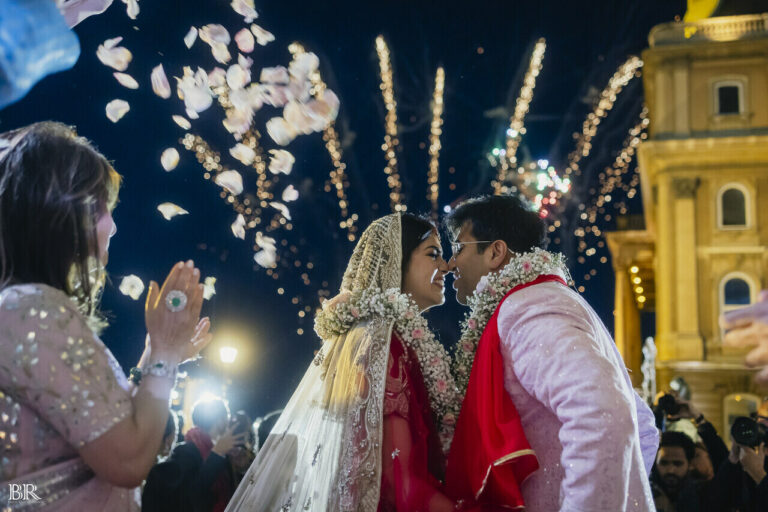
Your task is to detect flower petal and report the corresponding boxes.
[113,72,139,89]
[226,64,250,90]
[151,64,171,99]
[157,202,189,220]
[184,27,198,48]
[250,24,274,46]
[255,232,276,251]
[260,66,289,84]
[281,184,299,202]
[161,148,179,171]
[121,0,139,19]
[172,115,191,130]
[270,201,292,220]
[106,99,130,122]
[229,143,256,165]
[235,28,255,53]
[97,37,132,71]
[119,274,145,300]
[268,149,295,175]
[266,117,296,146]
[214,170,244,195]
[232,0,259,22]
[254,249,277,268]
[203,277,217,300]
[231,213,246,239]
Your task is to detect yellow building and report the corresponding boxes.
[608,12,768,434]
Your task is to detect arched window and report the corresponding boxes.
[724,278,751,306]
[720,272,755,318]
[717,184,749,229]
[714,80,744,115]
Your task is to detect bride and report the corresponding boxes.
[226,213,463,511]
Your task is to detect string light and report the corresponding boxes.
[494,38,546,195]
[563,56,643,179]
[289,42,358,242]
[428,66,445,215]
[375,35,404,212]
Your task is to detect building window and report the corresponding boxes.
[724,278,751,306]
[713,80,744,115]
[717,183,749,229]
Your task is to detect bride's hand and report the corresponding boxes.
[321,289,351,311]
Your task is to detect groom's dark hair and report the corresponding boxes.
[444,195,546,254]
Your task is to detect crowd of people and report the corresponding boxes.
[2,122,768,510]
[649,393,768,511]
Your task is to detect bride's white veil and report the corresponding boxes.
[225,214,402,512]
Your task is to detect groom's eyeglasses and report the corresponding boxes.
[450,240,494,257]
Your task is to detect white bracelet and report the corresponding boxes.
[142,360,178,380]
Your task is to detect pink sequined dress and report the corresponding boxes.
[0,284,140,511]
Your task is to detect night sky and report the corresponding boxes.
[0,0,686,419]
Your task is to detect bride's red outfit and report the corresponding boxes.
[378,333,455,512]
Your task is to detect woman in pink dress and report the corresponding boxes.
[0,122,211,510]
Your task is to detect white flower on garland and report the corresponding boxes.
[452,248,570,400]
[315,288,459,451]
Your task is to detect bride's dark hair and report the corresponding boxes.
[0,121,121,323]
[400,213,437,286]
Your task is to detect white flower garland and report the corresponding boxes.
[452,248,570,400]
[315,287,459,450]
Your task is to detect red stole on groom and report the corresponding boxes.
[446,274,566,509]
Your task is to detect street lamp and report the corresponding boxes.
[219,346,238,364]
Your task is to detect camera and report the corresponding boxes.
[731,416,768,448]
[657,393,681,416]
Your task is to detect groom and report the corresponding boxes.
[443,195,658,511]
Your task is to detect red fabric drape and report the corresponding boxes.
[378,333,456,512]
[446,275,566,509]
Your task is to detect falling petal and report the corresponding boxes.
[119,274,145,300]
[238,53,253,70]
[250,24,274,46]
[151,64,171,99]
[229,143,256,165]
[214,170,244,195]
[113,72,139,89]
[199,24,230,45]
[223,109,253,137]
[289,52,319,80]
[284,101,317,135]
[106,99,130,122]
[281,184,299,202]
[161,148,179,171]
[260,66,289,84]
[208,67,227,88]
[203,277,217,300]
[255,232,276,251]
[176,67,214,113]
[172,115,191,130]
[97,37,132,71]
[186,108,200,120]
[254,249,276,268]
[232,0,258,22]
[210,43,232,64]
[184,27,198,48]
[266,117,296,146]
[268,149,295,175]
[157,202,189,220]
[269,201,292,221]
[235,28,255,53]
[199,24,231,64]
[121,0,139,19]
[226,64,250,90]
[231,214,246,239]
